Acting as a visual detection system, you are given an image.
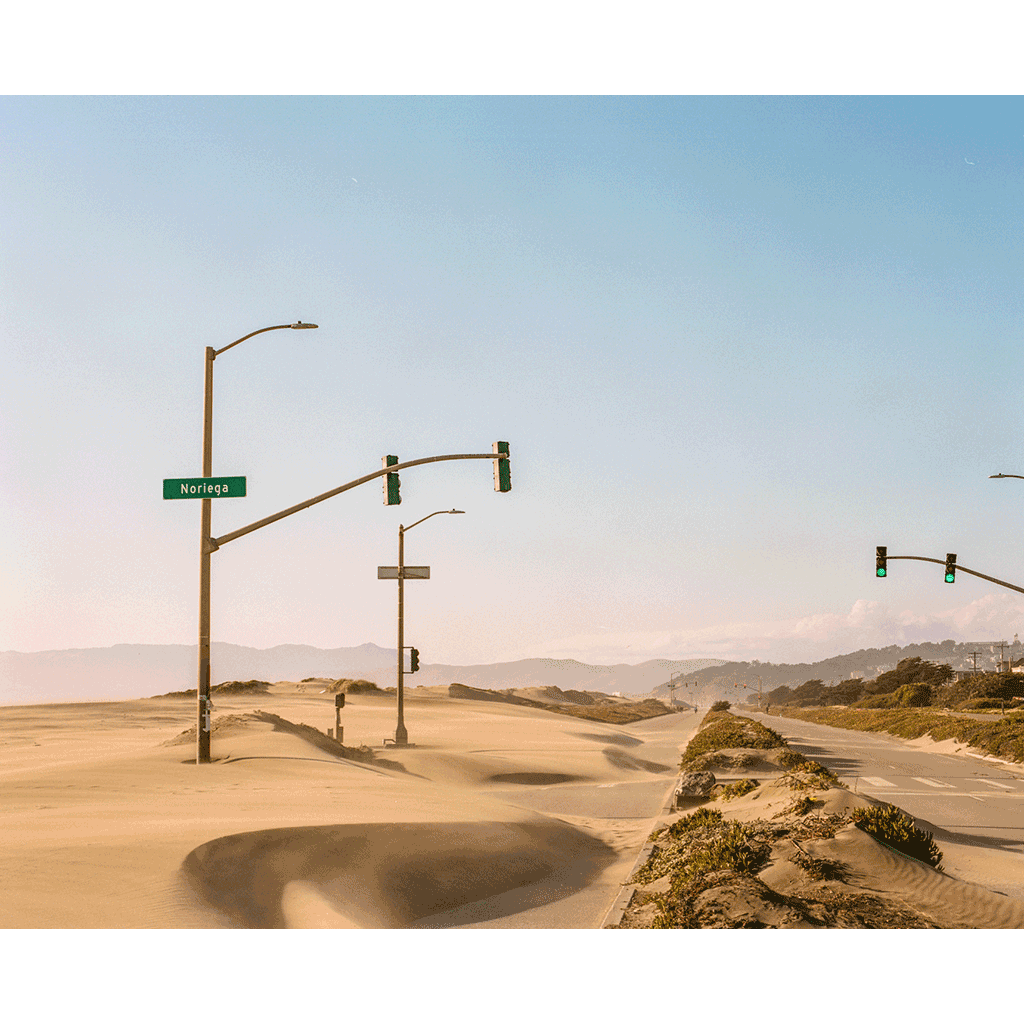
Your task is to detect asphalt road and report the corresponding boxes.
[746,710,1024,901]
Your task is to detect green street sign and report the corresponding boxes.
[164,476,247,499]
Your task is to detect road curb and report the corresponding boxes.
[601,780,679,929]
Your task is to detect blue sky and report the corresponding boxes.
[5,94,1024,666]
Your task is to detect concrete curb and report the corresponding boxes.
[600,779,679,929]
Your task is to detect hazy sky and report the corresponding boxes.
[5,94,1024,666]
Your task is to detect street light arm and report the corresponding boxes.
[403,508,465,533]
[213,322,317,358]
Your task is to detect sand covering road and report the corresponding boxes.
[0,684,687,928]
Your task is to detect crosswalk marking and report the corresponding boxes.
[860,776,895,787]
[978,779,1014,790]
[912,777,956,788]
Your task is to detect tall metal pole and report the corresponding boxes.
[197,346,215,764]
[396,524,407,745]
[191,322,317,765]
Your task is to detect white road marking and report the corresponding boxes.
[860,776,895,787]
[978,779,1014,790]
[913,777,956,788]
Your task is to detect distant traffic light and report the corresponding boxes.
[383,455,401,505]
[876,546,887,578]
[945,553,957,584]
[409,648,420,673]
[493,441,511,492]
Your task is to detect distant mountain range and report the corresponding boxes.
[5,638,1012,707]
[0,643,723,705]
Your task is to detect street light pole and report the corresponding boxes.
[393,509,464,746]
[196,321,317,764]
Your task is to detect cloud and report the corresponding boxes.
[530,595,1024,665]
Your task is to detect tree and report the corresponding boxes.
[792,679,827,704]
[865,657,951,697]
[827,678,865,705]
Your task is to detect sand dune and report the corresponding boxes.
[0,682,691,928]
[6,682,1022,928]
[622,770,1024,928]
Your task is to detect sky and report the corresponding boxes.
[6,58,1024,671]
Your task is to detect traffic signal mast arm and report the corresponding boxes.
[210,450,510,550]
[882,555,1024,596]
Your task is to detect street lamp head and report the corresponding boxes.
[290,321,318,329]
[449,509,465,514]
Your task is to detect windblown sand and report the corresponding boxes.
[0,684,687,928]
[5,686,1023,929]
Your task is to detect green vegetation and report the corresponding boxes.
[782,758,844,791]
[548,698,674,725]
[851,804,943,869]
[718,778,759,800]
[680,710,786,766]
[663,807,723,837]
[710,700,731,712]
[774,705,1024,764]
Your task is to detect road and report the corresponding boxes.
[746,710,1024,901]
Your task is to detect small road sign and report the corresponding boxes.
[378,566,430,579]
[164,476,247,499]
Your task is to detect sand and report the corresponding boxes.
[6,686,1023,930]
[0,684,691,928]
[619,764,1024,929]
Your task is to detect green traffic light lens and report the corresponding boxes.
[877,568,886,577]
[945,573,955,583]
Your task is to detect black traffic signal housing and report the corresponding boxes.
[945,553,957,584]
[409,648,420,673]
[383,455,401,505]
[876,546,887,578]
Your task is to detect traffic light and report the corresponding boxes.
[876,546,887,578]
[383,455,401,505]
[945,553,957,584]
[409,648,420,673]
[493,441,511,492]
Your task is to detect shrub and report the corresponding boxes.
[663,807,723,839]
[855,692,898,709]
[710,700,731,712]
[851,804,943,869]
[681,712,787,766]
[669,822,771,889]
[894,682,933,707]
[776,750,808,770]
[718,778,759,800]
